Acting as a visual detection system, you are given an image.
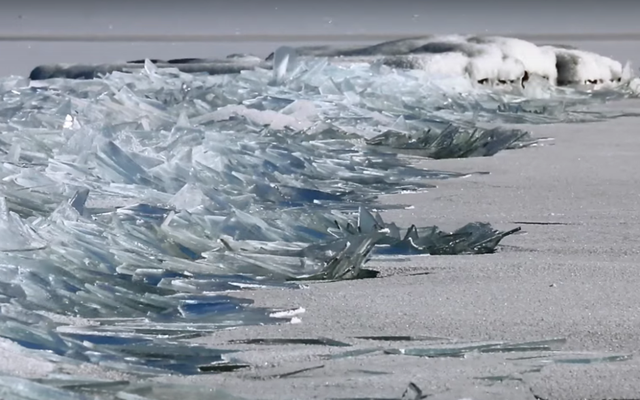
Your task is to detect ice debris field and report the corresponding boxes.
[0,35,639,399]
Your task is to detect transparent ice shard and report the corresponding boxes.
[365,125,533,159]
[384,338,567,358]
[0,198,47,251]
[354,335,448,342]
[6,375,248,399]
[228,337,351,347]
[539,352,632,365]
[0,375,94,400]
[322,348,381,360]
[271,46,299,85]
[329,208,520,257]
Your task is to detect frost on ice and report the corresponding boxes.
[31,35,640,92]
[0,41,638,398]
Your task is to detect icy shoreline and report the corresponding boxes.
[0,38,639,398]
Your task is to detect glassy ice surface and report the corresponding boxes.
[0,55,638,398]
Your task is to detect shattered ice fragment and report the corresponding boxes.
[272,46,298,85]
[269,307,306,319]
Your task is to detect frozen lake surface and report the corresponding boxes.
[2,8,640,397]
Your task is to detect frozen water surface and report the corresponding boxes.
[0,46,639,398]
